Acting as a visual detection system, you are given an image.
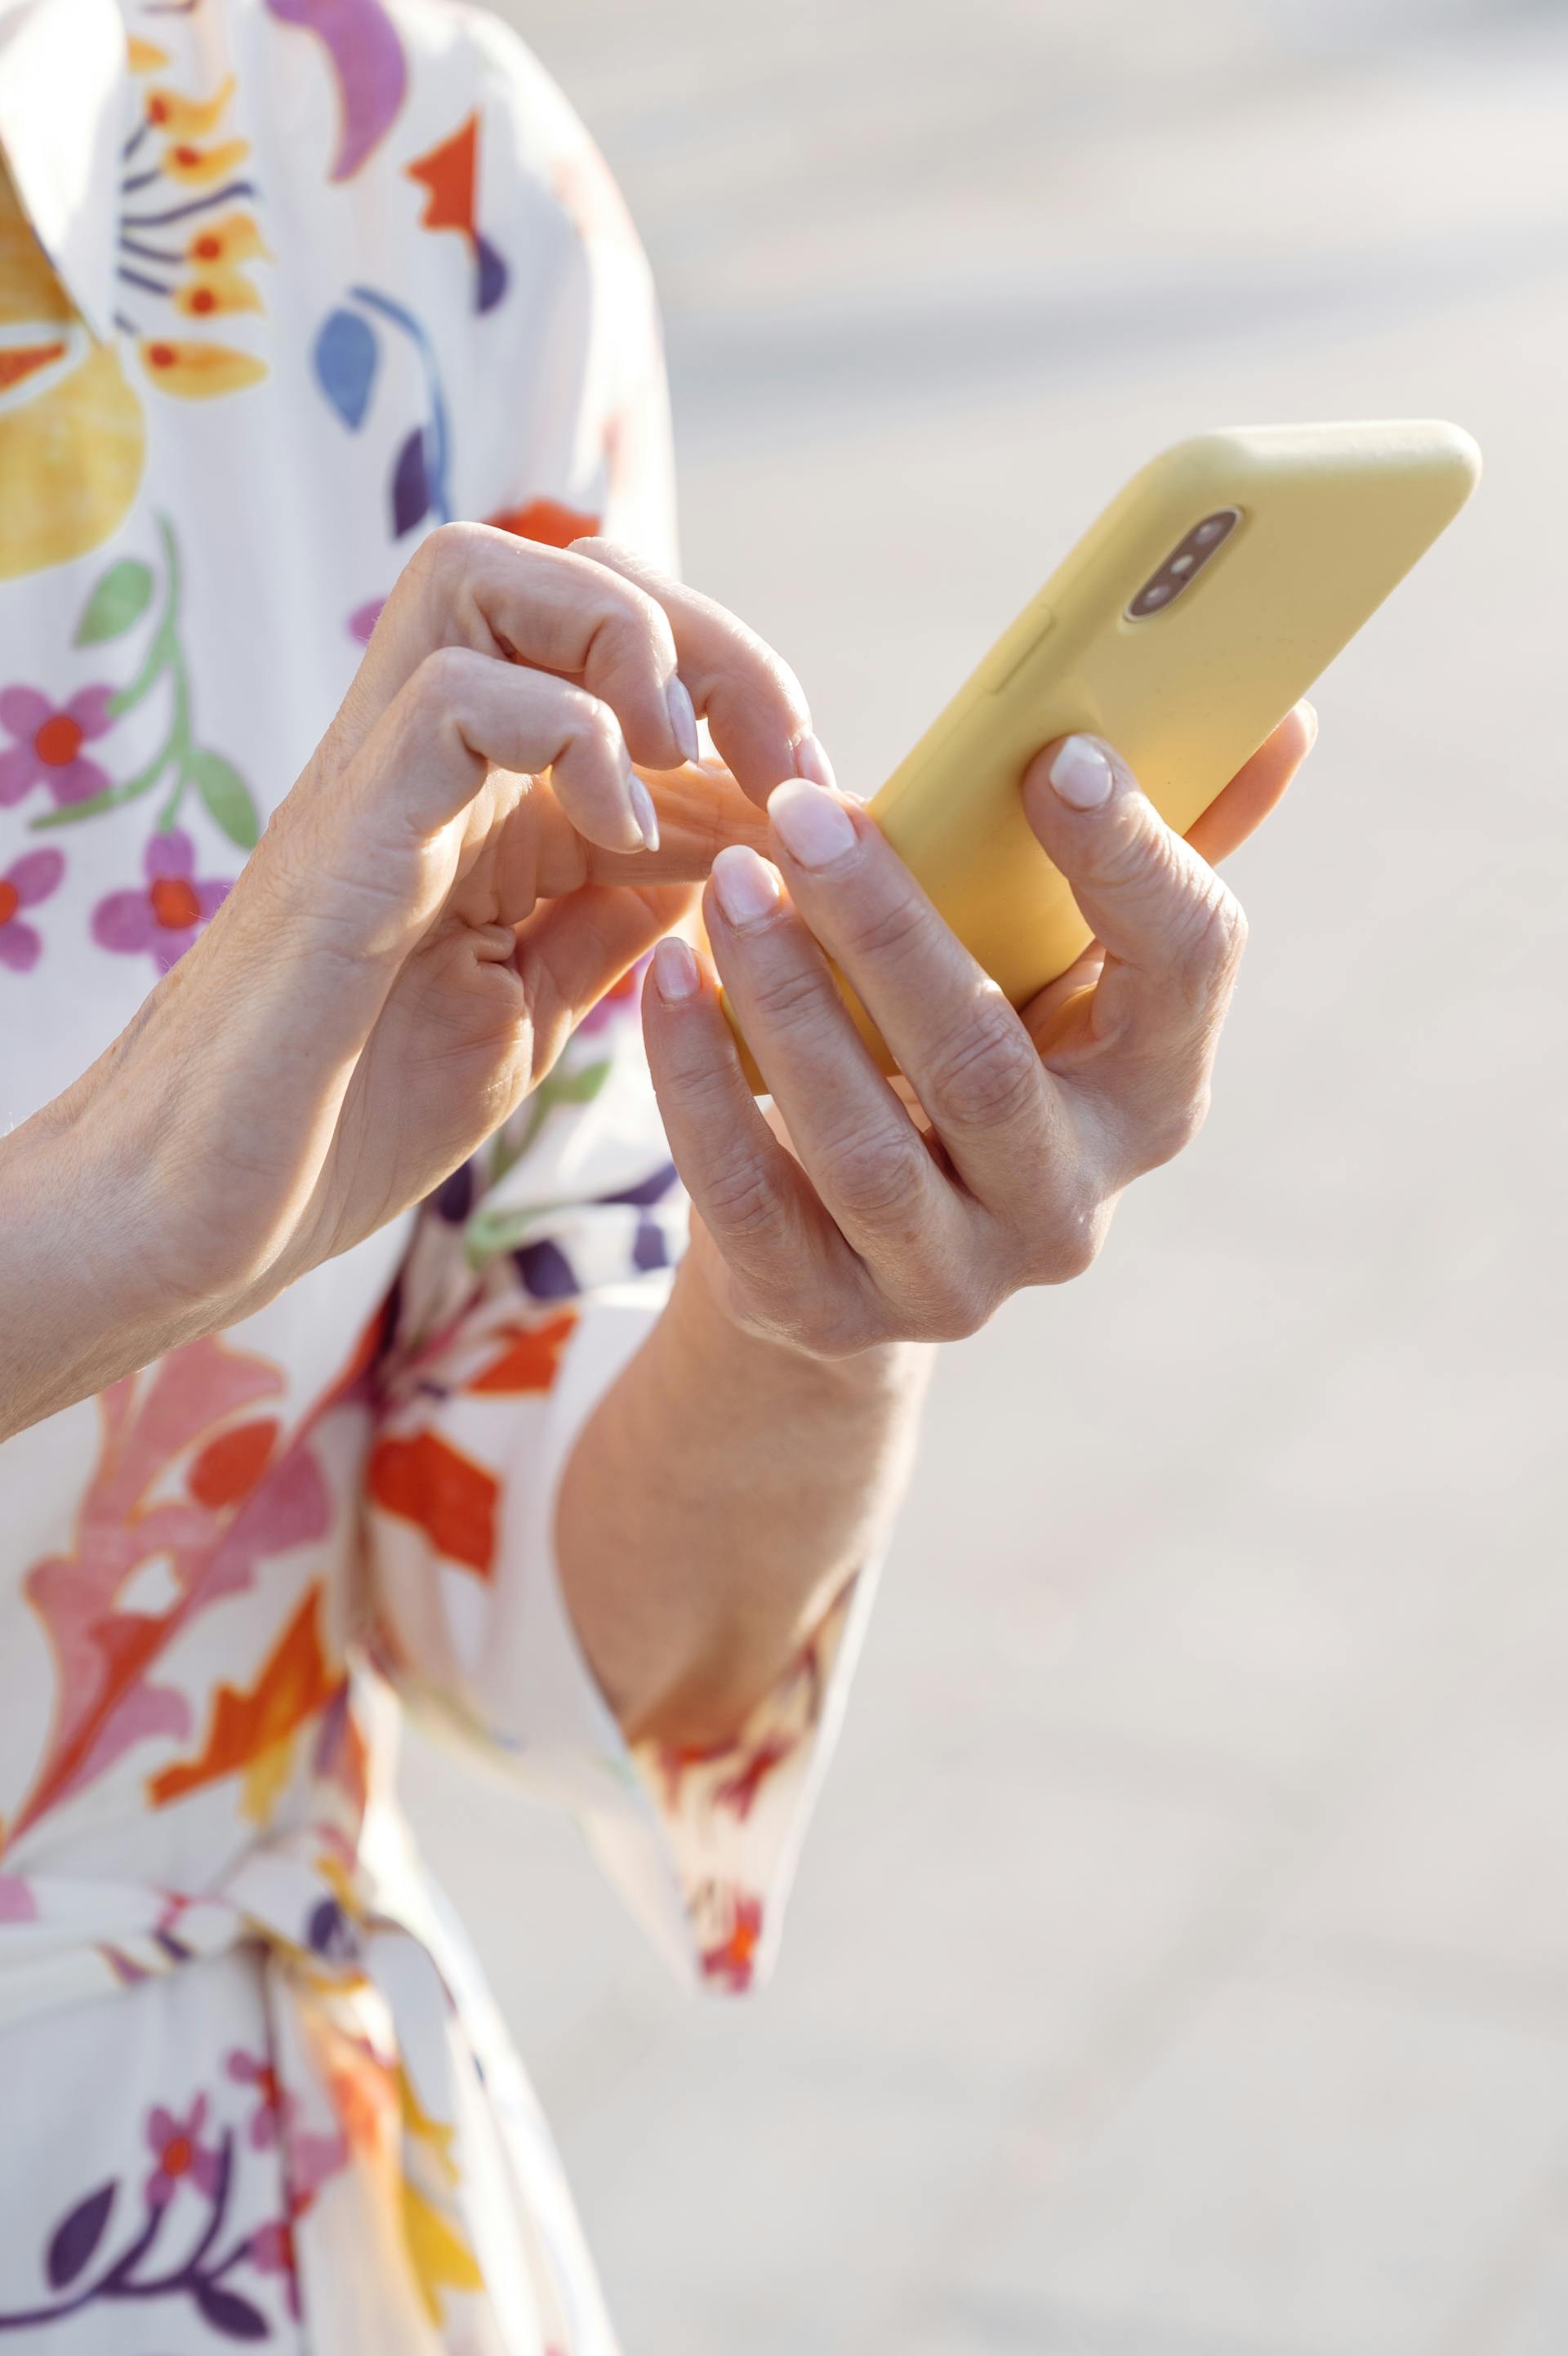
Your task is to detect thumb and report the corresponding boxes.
[514,880,696,1082]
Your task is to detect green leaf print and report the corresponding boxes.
[73,559,155,647]
[186,747,260,849]
[35,517,258,848]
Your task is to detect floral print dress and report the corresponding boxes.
[0,3,871,2347]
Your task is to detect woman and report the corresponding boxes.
[0,0,1311,2346]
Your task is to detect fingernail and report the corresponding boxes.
[768,777,858,869]
[652,934,699,1002]
[667,675,700,765]
[630,777,661,853]
[1049,735,1116,809]
[1296,697,1320,749]
[710,843,783,926]
[793,731,837,794]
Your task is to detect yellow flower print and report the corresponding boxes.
[145,75,238,138]
[115,74,272,404]
[0,170,145,581]
[159,137,253,189]
[185,212,272,269]
[137,337,268,399]
[400,2184,485,2324]
[127,35,170,75]
[394,2060,484,2324]
[175,266,265,320]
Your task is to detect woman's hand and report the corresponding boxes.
[0,527,816,1438]
[642,709,1316,1359]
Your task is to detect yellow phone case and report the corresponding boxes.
[728,419,1481,1085]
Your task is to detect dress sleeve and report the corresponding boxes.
[363,47,873,1994]
[362,990,879,1995]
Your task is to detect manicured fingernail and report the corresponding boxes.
[710,843,782,926]
[768,777,858,868]
[652,934,699,1002]
[1295,697,1320,748]
[1049,735,1116,809]
[667,675,700,765]
[793,731,837,794]
[630,777,661,853]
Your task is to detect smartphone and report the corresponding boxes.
[726,419,1481,1085]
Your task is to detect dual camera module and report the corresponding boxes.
[1126,506,1241,620]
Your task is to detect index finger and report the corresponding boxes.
[569,538,831,808]
[337,522,694,775]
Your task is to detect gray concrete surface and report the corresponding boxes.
[399,5,1568,2349]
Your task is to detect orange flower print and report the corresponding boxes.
[149,1583,341,1819]
[405,113,508,312]
[700,1891,764,1993]
[487,497,600,550]
[368,1431,498,1578]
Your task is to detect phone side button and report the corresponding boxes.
[982,608,1055,697]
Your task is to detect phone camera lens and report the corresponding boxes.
[1125,505,1241,621]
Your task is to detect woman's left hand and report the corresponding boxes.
[640,708,1315,1358]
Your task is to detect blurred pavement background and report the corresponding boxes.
[400,4,1568,2349]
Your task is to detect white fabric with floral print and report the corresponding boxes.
[0,2,871,2347]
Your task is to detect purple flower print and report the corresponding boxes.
[0,849,65,974]
[92,831,230,973]
[144,2095,221,2207]
[0,684,115,808]
[247,2219,302,2318]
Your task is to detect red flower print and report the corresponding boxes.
[486,497,599,550]
[700,1892,764,1993]
[226,2046,296,2149]
[0,684,116,808]
[0,848,65,974]
[91,828,231,973]
[145,2095,221,2206]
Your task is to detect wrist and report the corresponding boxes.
[665,1236,929,1401]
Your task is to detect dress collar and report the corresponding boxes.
[0,0,130,342]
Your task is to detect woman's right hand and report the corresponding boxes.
[0,523,813,1440]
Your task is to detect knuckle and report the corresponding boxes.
[701,1147,786,1245]
[1134,1080,1213,1173]
[746,960,828,1035]
[911,1270,996,1344]
[1169,876,1247,992]
[1015,1180,1110,1286]
[926,1001,1040,1133]
[1029,1210,1104,1287]
[567,688,626,761]
[409,641,481,714]
[839,889,929,974]
[823,1123,928,1223]
[412,519,487,588]
[567,533,627,569]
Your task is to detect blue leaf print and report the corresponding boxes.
[474,231,508,314]
[390,425,430,536]
[45,2185,117,2290]
[194,2282,270,2340]
[313,305,379,430]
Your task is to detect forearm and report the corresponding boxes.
[555,1249,932,1746]
[0,1103,194,1445]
